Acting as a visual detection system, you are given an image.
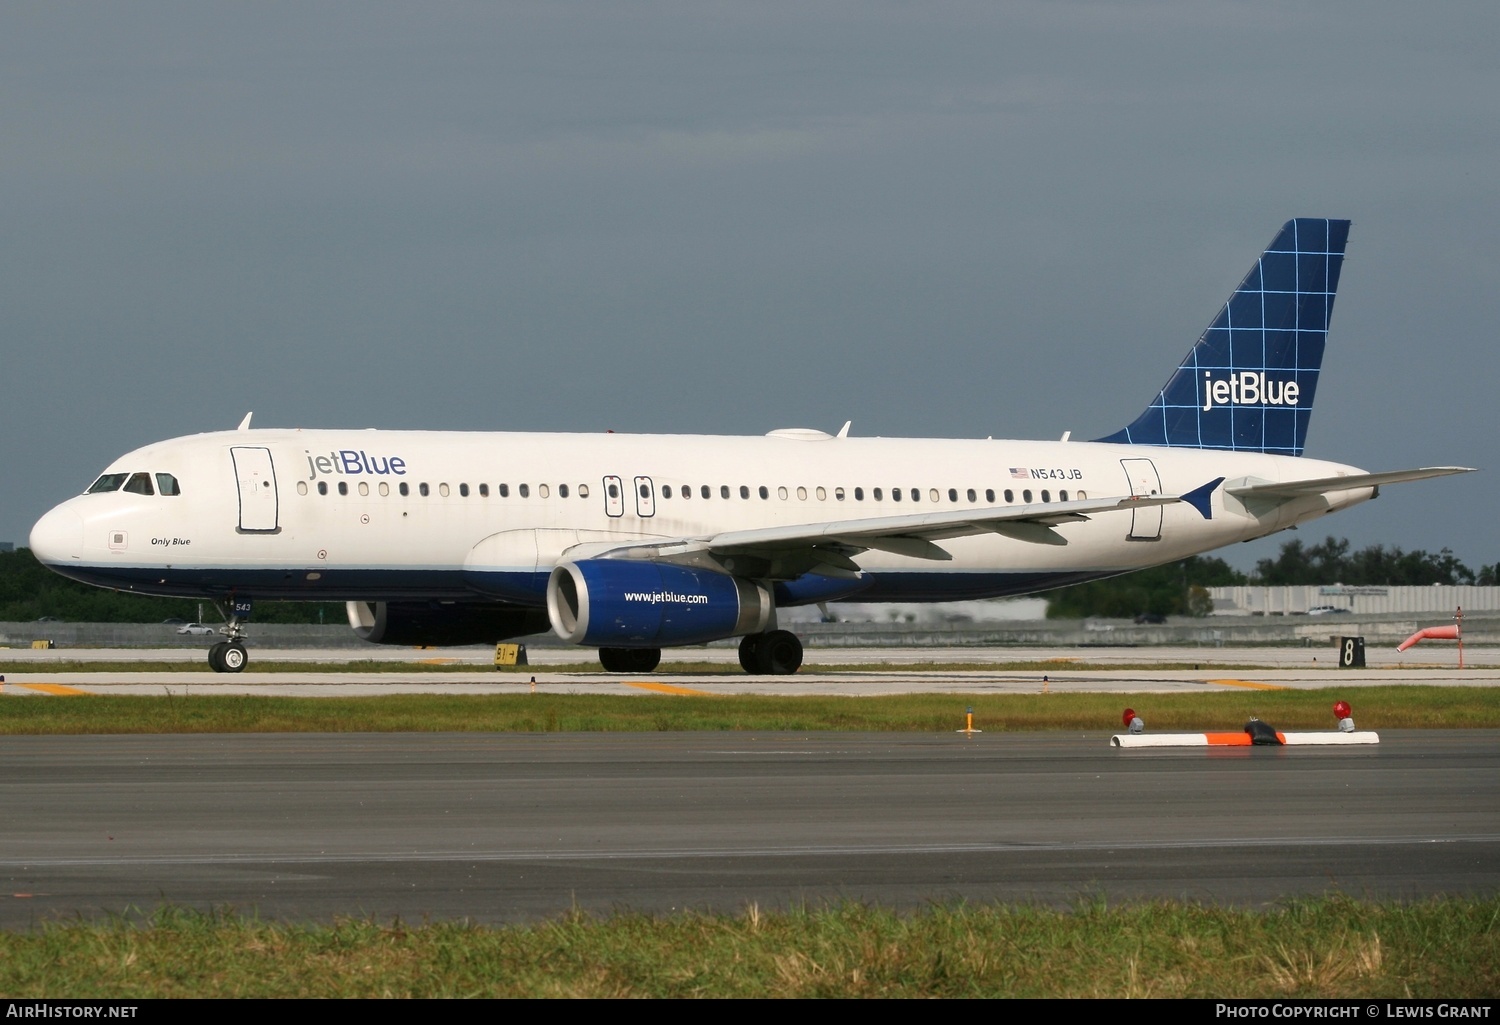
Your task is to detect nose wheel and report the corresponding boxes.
[208,641,248,673]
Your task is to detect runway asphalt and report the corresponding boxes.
[0,730,1494,928]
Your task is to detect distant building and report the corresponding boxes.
[1210,585,1500,616]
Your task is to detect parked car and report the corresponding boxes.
[34,616,62,623]
[1133,612,1167,625]
[176,622,218,635]
[1306,605,1352,615]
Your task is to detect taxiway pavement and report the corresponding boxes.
[0,730,1494,928]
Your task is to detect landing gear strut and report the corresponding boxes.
[598,647,662,673]
[208,599,251,674]
[738,630,803,675]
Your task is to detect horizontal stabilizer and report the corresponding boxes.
[1225,466,1473,500]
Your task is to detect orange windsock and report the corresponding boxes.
[1397,624,1460,652]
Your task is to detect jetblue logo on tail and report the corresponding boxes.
[1201,372,1300,411]
[1096,218,1350,457]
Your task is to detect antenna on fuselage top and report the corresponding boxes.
[237,412,253,431]
[837,421,852,438]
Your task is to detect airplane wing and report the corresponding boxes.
[1225,466,1474,500]
[564,492,1186,577]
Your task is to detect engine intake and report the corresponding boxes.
[547,560,772,647]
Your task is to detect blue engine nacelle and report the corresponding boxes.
[546,560,773,647]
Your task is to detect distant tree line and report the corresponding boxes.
[0,548,343,625]
[1046,537,1499,620]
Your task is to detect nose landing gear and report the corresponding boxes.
[207,598,252,673]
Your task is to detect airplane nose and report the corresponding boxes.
[30,505,84,565]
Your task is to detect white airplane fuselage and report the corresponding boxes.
[29,427,1371,605]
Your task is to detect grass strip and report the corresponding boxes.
[0,687,1495,733]
[1,897,1494,998]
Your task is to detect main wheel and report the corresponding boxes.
[207,641,227,673]
[758,630,803,675]
[737,634,763,673]
[221,642,248,673]
[599,647,660,673]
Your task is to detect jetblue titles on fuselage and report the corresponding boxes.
[306,450,408,480]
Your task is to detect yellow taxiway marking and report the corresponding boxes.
[18,683,89,696]
[418,657,459,665]
[1208,678,1290,691]
[624,681,717,697]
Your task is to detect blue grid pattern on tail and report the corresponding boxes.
[1096,218,1350,456]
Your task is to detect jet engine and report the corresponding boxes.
[546,559,773,647]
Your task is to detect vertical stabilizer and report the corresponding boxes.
[1096,218,1351,456]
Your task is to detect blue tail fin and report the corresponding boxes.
[1095,218,1351,456]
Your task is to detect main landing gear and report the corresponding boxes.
[207,600,251,674]
[598,647,662,673]
[738,630,803,675]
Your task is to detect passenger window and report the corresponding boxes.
[419,483,430,497]
[459,483,469,497]
[703,485,712,499]
[639,483,649,499]
[559,484,570,498]
[339,481,349,496]
[87,473,128,494]
[1077,490,1086,500]
[399,482,410,497]
[500,483,511,497]
[758,486,769,499]
[778,486,788,500]
[855,487,864,501]
[815,487,825,501]
[297,481,308,495]
[1059,489,1068,502]
[579,484,590,498]
[680,485,689,500]
[318,482,328,496]
[539,484,550,498]
[439,483,450,497]
[740,485,750,499]
[967,488,976,502]
[519,483,530,498]
[1041,490,1050,502]
[155,474,181,496]
[924,488,934,502]
[1023,489,1032,503]
[380,482,390,497]
[947,488,957,502]
[835,487,845,501]
[605,482,616,498]
[123,472,154,496]
[1000,489,1010,503]
[359,482,369,496]
[892,488,902,502]
[479,483,488,497]
[662,484,673,498]
[873,488,882,500]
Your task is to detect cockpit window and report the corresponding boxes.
[155,473,181,496]
[122,472,155,496]
[87,473,129,494]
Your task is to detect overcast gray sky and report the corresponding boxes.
[2,2,1495,572]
